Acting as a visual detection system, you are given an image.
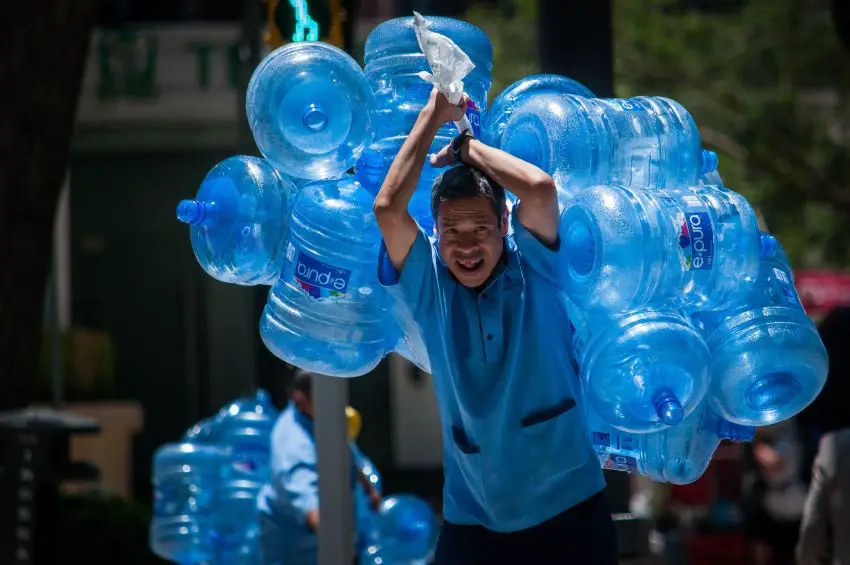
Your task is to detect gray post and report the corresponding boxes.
[313,374,354,565]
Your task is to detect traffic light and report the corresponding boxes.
[265,0,345,50]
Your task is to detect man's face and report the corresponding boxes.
[436,196,508,288]
[293,390,314,418]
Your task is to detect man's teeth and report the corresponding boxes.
[458,258,482,268]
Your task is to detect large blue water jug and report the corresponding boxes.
[364,14,492,141]
[177,156,297,286]
[568,299,711,432]
[560,185,771,312]
[246,42,376,180]
[693,241,829,426]
[150,442,225,565]
[482,73,594,149]
[500,93,718,202]
[586,401,754,485]
[260,176,393,377]
[213,391,277,557]
[374,495,439,564]
[361,15,493,232]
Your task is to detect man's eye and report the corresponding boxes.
[445,229,458,236]
[475,226,489,233]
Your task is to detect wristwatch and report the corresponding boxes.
[451,129,475,165]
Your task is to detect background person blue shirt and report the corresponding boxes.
[257,371,380,565]
[373,88,618,564]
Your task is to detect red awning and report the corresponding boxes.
[795,270,850,318]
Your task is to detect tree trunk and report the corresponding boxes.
[0,1,98,410]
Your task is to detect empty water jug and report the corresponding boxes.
[214,391,277,556]
[587,401,755,484]
[177,156,297,286]
[693,240,829,426]
[362,15,493,231]
[568,299,711,432]
[375,495,439,564]
[364,14,492,142]
[560,184,770,312]
[500,93,717,202]
[150,442,225,565]
[483,73,595,149]
[260,176,393,377]
[247,42,376,180]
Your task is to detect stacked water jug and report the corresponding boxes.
[150,391,277,565]
[150,391,439,565]
[175,12,828,492]
[482,73,827,481]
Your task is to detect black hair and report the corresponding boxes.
[431,165,506,223]
[292,369,313,398]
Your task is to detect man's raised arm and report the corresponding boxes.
[431,138,559,245]
[372,88,464,270]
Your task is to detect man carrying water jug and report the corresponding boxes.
[373,88,619,564]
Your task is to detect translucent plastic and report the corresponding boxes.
[362,14,492,229]
[209,392,276,556]
[246,42,376,180]
[587,401,755,485]
[365,14,492,141]
[260,176,393,377]
[355,138,443,234]
[482,73,595,148]
[177,156,297,286]
[568,299,711,432]
[693,242,829,426]
[150,442,225,564]
[560,185,768,312]
[374,495,439,565]
[500,94,718,204]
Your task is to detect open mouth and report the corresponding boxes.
[456,258,484,273]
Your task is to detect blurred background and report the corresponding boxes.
[2,0,850,564]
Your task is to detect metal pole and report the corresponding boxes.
[313,374,354,565]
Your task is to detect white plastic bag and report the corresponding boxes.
[412,11,475,132]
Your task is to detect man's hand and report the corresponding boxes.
[428,88,467,126]
[367,487,383,512]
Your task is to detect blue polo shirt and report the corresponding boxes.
[378,206,605,532]
[257,404,320,565]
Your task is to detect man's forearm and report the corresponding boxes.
[460,139,555,205]
[374,106,442,212]
[460,139,559,243]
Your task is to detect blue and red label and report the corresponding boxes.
[291,250,351,299]
[600,453,638,473]
[466,99,482,137]
[678,211,714,270]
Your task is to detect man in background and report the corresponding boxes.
[257,370,381,565]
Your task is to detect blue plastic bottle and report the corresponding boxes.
[482,73,595,149]
[260,176,393,377]
[183,418,215,443]
[361,15,493,232]
[177,156,297,286]
[150,442,225,565]
[500,93,718,203]
[560,185,771,312]
[374,495,439,565]
[246,42,376,180]
[692,241,829,426]
[586,401,755,485]
[213,391,277,561]
[567,299,711,432]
